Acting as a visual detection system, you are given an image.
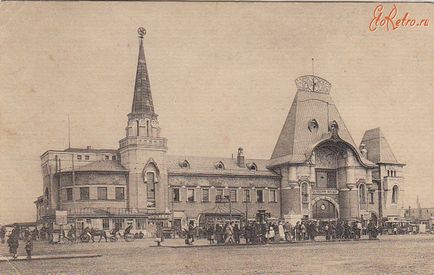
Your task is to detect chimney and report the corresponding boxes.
[237,147,245,167]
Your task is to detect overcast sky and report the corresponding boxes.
[0,2,433,224]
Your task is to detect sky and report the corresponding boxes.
[0,2,433,224]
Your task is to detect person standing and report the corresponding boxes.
[233,223,240,245]
[187,221,195,245]
[0,225,6,244]
[25,236,33,260]
[268,224,275,243]
[206,224,215,244]
[278,222,285,241]
[155,224,164,246]
[283,222,291,241]
[224,222,234,245]
[67,224,76,242]
[8,228,19,259]
[243,222,251,244]
[325,223,330,241]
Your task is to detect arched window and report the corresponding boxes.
[301,183,309,205]
[146,120,150,136]
[147,172,156,200]
[214,161,225,170]
[392,185,399,204]
[136,120,140,136]
[246,162,257,172]
[359,184,366,204]
[179,160,190,169]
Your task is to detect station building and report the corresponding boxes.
[35,30,405,233]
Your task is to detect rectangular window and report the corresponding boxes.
[173,188,180,202]
[112,155,116,160]
[77,155,82,160]
[80,187,89,201]
[105,155,109,160]
[370,192,375,204]
[202,189,209,202]
[136,218,146,230]
[113,218,124,230]
[187,189,195,202]
[316,169,337,188]
[230,189,237,202]
[243,189,251,202]
[216,189,223,202]
[257,189,264,203]
[66,188,73,201]
[115,187,125,200]
[97,187,108,200]
[86,218,91,224]
[85,155,90,160]
[102,218,110,230]
[269,189,277,202]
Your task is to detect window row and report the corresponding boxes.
[178,160,257,172]
[387,170,397,177]
[171,187,278,203]
[76,155,117,161]
[64,186,125,201]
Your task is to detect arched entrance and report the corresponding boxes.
[312,199,338,220]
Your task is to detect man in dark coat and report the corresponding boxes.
[8,228,19,259]
[233,223,241,244]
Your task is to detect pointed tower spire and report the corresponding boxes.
[129,27,156,120]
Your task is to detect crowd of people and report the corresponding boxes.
[1,225,33,260]
[184,219,380,246]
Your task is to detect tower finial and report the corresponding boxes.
[138,27,146,39]
[312,57,315,77]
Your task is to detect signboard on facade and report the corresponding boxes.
[55,210,68,225]
[312,189,339,195]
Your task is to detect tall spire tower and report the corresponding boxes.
[119,28,168,213]
[129,27,156,120]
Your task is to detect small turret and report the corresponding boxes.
[237,147,245,167]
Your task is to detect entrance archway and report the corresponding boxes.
[312,199,338,220]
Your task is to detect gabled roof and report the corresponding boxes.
[167,155,279,177]
[270,75,372,167]
[61,160,128,173]
[361,128,403,165]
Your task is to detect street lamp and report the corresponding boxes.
[169,185,175,238]
[224,195,232,222]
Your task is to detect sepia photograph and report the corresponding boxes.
[0,1,433,274]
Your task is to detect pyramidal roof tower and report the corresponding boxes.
[269,75,373,167]
[129,27,156,120]
[360,128,403,165]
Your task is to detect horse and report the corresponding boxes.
[90,228,108,242]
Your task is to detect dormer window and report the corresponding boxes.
[246,162,257,172]
[329,120,339,131]
[214,161,225,170]
[179,160,190,169]
[308,119,319,133]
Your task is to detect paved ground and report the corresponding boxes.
[0,234,433,274]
